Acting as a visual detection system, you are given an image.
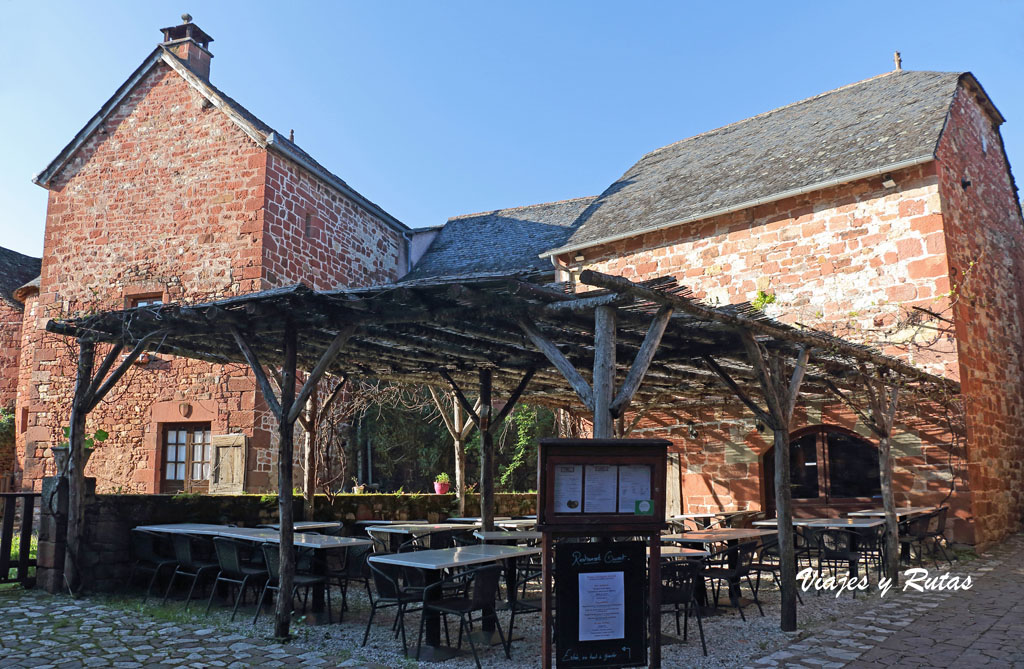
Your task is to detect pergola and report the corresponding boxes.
[48,269,957,639]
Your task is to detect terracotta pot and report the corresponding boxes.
[434,481,451,495]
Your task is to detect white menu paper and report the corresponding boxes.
[617,465,652,513]
[584,464,617,513]
[553,464,583,513]
[578,571,625,641]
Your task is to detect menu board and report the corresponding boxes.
[551,464,654,516]
[554,465,583,513]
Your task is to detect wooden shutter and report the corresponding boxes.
[209,434,247,494]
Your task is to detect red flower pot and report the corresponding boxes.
[434,481,451,495]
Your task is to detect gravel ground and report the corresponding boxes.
[0,550,966,668]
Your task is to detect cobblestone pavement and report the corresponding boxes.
[753,532,1024,668]
[0,594,361,668]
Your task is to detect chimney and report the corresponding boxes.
[160,14,214,79]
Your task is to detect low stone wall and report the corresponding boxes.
[37,486,537,592]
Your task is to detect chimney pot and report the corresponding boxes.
[894,51,902,71]
[160,16,214,80]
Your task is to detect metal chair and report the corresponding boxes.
[660,558,706,655]
[702,541,764,620]
[126,529,177,603]
[253,543,332,625]
[205,537,268,621]
[162,533,219,610]
[362,558,422,654]
[415,564,511,668]
[325,542,374,623]
[814,528,866,589]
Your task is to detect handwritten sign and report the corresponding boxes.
[555,541,646,668]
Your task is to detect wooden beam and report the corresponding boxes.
[543,293,632,313]
[478,369,495,531]
[592,305,617,438]
[231,326,283,420]
[273,322,298,640]
[85,335,164,413]
[82,344,123,407]
[64,339,95,595]
[783,347,809,426]
[438,369,481,428]
[493,368,536,426]
[517,318,594,411]
[288,327,356,424]
[702,355,772,426]
[610,306,673,416]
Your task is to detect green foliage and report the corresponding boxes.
[435,472,450,484]
[0,407,14,450]
[60,426,109,449]
[498,404,555,492]
[752,289,776,311]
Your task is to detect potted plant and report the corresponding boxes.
[351,477,366,494]
[434,472,451,495]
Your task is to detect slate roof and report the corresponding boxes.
[0,247,41,309]
[547,70,973,256]
[403,196,597,281]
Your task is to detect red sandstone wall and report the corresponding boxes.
[0,301,24,408]
[16,63,270,492]
[566,132,978,540]
[262,153,405,290]
[935,81,1024,547]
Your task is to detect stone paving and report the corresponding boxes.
[1,534,1022,668]
[753,532,1024,668]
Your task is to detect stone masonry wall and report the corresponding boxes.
[566,148,974,539]
[16,63,270,493]
[935,82,1024,548]
[0,301,24,409]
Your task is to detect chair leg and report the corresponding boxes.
[692,600,707,656]
[745,575,764,616]
[416,606,426,660]
[162,570,179,605]
[230,576,249,622]
[361,601,377,646]
[253,584,272,625]
[205,574,222,615]
[143,566,164,604]
[489,610,511,660]
[463,617,482,669]
[183,573,202,611]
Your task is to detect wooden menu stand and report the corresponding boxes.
[537,438,669,669]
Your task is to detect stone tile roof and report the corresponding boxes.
[0,247,41,309]
[549,70,967,255]
[403,196,597,281]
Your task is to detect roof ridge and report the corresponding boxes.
[644,70,958,161]
[448,195,598,222]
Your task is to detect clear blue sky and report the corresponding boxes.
[1,0,1021,257]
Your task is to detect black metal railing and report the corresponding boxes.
[0,492,39,585]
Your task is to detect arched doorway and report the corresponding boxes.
[763,425,881,516]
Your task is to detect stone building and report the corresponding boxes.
[14,20,410,494]
[10,20,1022,545]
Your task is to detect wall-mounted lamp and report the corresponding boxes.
[882,174,896,189]
[687,421,699,440]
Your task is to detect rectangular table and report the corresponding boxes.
[259,521,343,531]
[663,528,776,610]
[753,517,833,528]
[848,507,935,519]
[494,519,536,530]
[446,516,512,523]
[364,523,480,551]
[370,545,540,660]
[473,530,541,543]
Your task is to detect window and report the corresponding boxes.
[128,294,163,308]
[161,423,211,493]
[764,425,881,507]
[304,212,314,237]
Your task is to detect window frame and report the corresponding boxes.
[160,423,212,494]
[787,425,880,503]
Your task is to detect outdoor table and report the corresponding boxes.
[137,524,371,622]
[803,517,886,578]
[259,521,343,532]
[472,530,542,543]
[651,546,710,559]
[446,516,512,523]
[354,519,427,524]
[369,544,540,660]
[753,517,833,528]
[664,528,777,610]
[848,507,935,519]
[364,522,479,551]
[668,513,718,530]
[493,518,537,530]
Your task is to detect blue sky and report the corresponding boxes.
[1,1,1021,257]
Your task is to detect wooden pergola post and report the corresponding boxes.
[440,368,535,531]
[429,387,480,516]
[592,305,617,438]
[826,371,903,582]
[705,335,808,633]
[231,323,354,640]
[64,339,94,595]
